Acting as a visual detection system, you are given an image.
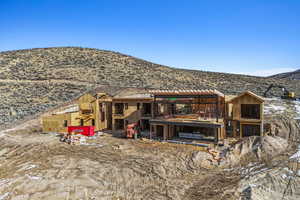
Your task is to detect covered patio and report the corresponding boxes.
[148,89,226,143]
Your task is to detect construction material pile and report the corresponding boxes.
[60,132,87,145]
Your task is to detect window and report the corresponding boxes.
[64,120,68,127]
[80,119,84,126]
[137,103,140,110]
[92,119,95,126]
[114,103,124,114]
[241,104,260,119]
[100,103,105,121]
[142,103,151,115]
[125,103,128,110]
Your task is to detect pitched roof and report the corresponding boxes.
[227,91,264,103]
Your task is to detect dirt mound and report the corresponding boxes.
[220,136,289,167]
[238,158,300,200]
[264,98,300,142]
[266,116,300,142]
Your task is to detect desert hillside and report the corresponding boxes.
[270,69,300,80]
[0,47,299,126]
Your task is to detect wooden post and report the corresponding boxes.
[151,97,156,119]
[95,98,100,131]
[163,125,168,140]
[260,103,264,136]
[216,95,219,122]
[214,128,218,143]
[240,123,242,138]
[232,121,236,138]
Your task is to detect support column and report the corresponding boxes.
[216,95,219,122]
[169,125,174,139]
[151,124,157,138]
[260,103,264,136]
[163,125,168,140]
[240,123,242,138]
[232,121,236,138]
[260,121,264,136]
[95,98,100,131]
[214,128,218,143]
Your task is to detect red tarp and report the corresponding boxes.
[68,126,95,136]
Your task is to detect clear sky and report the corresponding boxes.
[0,0,299,76]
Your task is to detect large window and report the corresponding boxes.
[241,104,260,119]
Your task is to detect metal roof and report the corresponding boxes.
[148,89,225,97]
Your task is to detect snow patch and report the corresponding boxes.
[24,164,38,170]
[0,192,9,200]
[26,175,42,180]
[290,145,300,162]
[264,104,286,114]
[0,179,10,187]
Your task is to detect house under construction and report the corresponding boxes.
[42,87,264,143]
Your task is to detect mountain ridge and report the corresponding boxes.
[0,46,299,126]
[270,69,300,80]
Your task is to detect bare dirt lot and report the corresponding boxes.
[0,128,241,200]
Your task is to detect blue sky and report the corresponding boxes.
[0,0,299,76]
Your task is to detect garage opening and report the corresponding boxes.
[242,124,260,137]
[115,119,124,130]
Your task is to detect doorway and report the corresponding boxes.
[156,125,164,137]
[242,124,261,137]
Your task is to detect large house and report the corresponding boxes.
[42,87,265,143]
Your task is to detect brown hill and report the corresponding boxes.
[0,47,299,126]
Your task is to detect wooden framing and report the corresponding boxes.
[149,89,225,143]
[42,112,80,133]
[111,98,153,135]
[42,89,265,142]
[226,91,264,138]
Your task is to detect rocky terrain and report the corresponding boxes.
[270,69,300,80]
[0,47,300,127]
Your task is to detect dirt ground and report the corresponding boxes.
[0,127,241,200]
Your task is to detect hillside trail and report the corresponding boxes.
[0,79,93,85]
